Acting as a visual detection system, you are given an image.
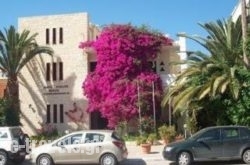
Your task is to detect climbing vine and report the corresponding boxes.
[79,24,172,128]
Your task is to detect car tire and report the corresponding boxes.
[0,151,7,165]
[243,149,250,164]
[37,154,54,165]
[177,151,192,165]
[100,153,117,165]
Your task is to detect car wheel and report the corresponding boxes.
[243,149,250,164]
[100,153,117,165]
[0,151,7,165]
[177,151,192,165]
[37,154,54,165]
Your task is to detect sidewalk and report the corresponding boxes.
[121,141,173,165]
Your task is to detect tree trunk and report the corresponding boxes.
[4,76,20,126]
[241,0,249,68]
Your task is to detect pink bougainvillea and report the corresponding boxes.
[79,24,172,128]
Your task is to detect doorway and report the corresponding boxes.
[90,111,108,129]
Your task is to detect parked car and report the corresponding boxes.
[162,125,250,165]
[30,130,128,165]
[0,126,29,165]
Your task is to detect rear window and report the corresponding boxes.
[240,127,250,139]
[111,132,123,141]
[10,128,22,139]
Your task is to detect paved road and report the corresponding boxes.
[19,143,246,165]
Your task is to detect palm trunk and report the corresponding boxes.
[241,0,250,68]
[4,76,20,126]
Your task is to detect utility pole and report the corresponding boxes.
[241,0,249,67]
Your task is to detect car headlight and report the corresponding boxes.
[165,147,173,152]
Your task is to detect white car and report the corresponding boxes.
[30,130,128,165]
[0,126,28,165]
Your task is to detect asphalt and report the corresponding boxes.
[120,142,171,165]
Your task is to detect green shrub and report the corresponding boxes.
[147,133,157,144]
[158,125,176,142]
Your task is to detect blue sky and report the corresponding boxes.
[1,0,238,52]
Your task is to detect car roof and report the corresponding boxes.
[69,129,115,134]
[204,125,249,130]
[0,126,21,130]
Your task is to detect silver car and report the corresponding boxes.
[30,130,127,165]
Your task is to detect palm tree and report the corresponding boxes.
[162,17,243,117]
[0,25,53,125]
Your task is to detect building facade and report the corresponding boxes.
[232,0,250,22]
[18,12,186,135]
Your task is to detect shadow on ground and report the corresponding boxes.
[120,159,146,165]
[170,160,245,165]
[21,158,147,165]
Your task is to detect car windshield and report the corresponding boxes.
[188,128,210,140]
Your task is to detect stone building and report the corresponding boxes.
[18,12,186,135]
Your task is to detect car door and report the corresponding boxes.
[54,133,83,164]
[222,128,241,158]
[192,128,222,160]
[80,133,105,163]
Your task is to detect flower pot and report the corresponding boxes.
[162,137,169,145]
[141,143,151,154]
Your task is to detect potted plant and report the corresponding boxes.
[136,135,151,154]
[147,133,157,145]
[158,125,176,145]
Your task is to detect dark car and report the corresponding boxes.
[162,125,250,165]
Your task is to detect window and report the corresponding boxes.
[10,128,22,139]
[47,104,64,124]
[52,62,57,81]
[46,63,51,81]
[240,128,250,139]
[0,131,8,139]
[89,62,97,72]
[223,128,239,140]
[84,133,105,143]
[59,62,63,80]
[53,104,57,123]
[52,28,56,44]
[198,129,220,141]
[46,62,63,81]
[47,105,51,123]
[148,61,156,73]
[59,134,83,146]
[60,104,64,123]
[46,29,50,44]
[59,27,63,44]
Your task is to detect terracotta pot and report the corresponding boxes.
[162,137,169,145]
[141,143,151,154]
